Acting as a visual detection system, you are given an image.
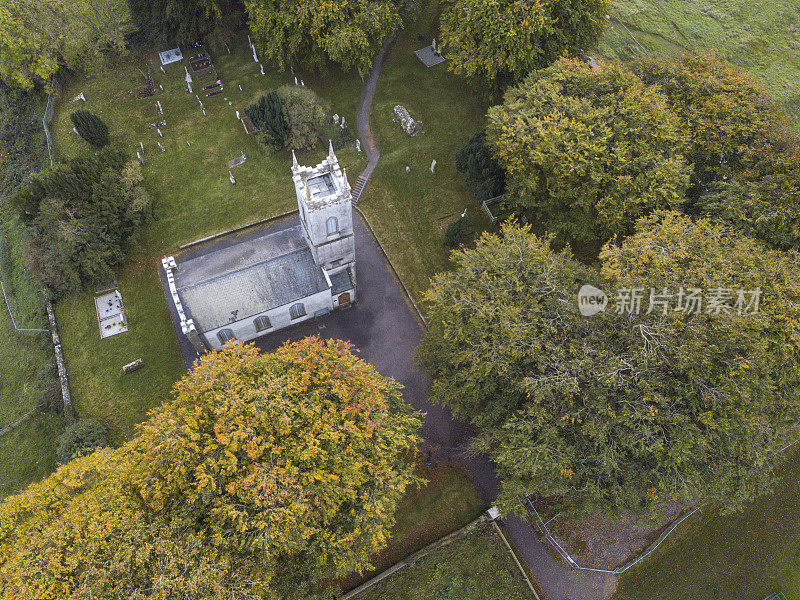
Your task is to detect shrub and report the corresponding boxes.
[276,85,330,151]
[443,215,474,248]
[245,90,289,149]
[455,129,506,203]
[70,110,110,148]
[57,419,108,463]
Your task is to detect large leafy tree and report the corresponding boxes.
[126,0,238,48]
[0,0,130,89]
[244,0,402,73]
[11,147,151,296]
[419,218,800,513]
[632,53,800,250]
[440,0,608,93]
[487,59,691,246]
[0,339,421,599]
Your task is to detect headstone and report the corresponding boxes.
[73,126,78,135]
[140,141,144,153]
[333,113,340,124]
[260,64,265,76]
[238,84,243,91]
[355,139,361,152]
[236,110,240,120]
[300,80,305,86]
[406,166,411,172]
[137,151,143,163]
[158,141,165,152]
[228,101,232,106]
[202,107,206,116]
[430,159,437,173]
[294,76,298,85]
[185,66,192,83]
[394,105,421,136]
[187,141,191,146]
[157,128,163,137]
[431,38,437,53]
[159,84,163,90]
[122,359,144,374]
[160,65,165,73]
[156,100,163,114]
[229,170,236,185]
[340,116,345,129]
[225,42,231,54]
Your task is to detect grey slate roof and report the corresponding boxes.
[174,223,329,332]
[329,269,353,295]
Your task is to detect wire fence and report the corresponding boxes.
[42,74,59,167]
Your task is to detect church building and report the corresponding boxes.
[162,143,356,354]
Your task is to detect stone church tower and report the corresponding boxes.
[292,142,356,300]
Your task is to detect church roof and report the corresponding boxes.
[174,222,329,332]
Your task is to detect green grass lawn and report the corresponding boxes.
[600,0,800,125]
[356,522,531,600]
[359,0,489,301]
[613,448,800,600]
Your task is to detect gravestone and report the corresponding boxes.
[394,105,421,136]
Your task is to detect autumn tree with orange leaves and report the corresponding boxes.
[0,337,421,600]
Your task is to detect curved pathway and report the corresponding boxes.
[352,39,618,600]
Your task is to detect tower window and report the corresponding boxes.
[217,328,235,344]
[290,303,306,320]
[326,216,338,236]
[254,315,271,332]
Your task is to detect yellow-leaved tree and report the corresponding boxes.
[0,337,421,599]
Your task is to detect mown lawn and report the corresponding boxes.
[357,522,531,600]
[613,448,800,600]
[599,0,800,125]
[359,0,489,301]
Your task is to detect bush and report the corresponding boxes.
[276,85,331,151]
[245,90,289,149]
[443,215,474,248]
[57,419,108,463]
[455,129,505,202]
[70,110,110,148]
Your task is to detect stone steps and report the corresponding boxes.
[350,174,368,203]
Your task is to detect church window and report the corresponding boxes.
[254,315,271,331]
[290,303,306,319]
[217,328,235,344]
[326,216,338,235]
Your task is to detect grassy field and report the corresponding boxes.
[359,0,489,300]
[600,0,800,125]
[0,215,62,499]
[357,522,531,600]
[613,448,800,600]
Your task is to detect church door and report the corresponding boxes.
[338,292,351,305]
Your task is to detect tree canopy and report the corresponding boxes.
[244,0,402,73]
[0,339,421,599]
[418,218,800,513]
[125,0,237,48]
[487,58,691,246]
[0,0,130,89]
[440,0,608,93]
[10,147,150,296]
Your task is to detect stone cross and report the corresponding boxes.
[430,159,437,173]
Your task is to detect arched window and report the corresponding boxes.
[290,303,306,320]
[254,315,271,332]
[326,216,338,235]
[217,328,235,344]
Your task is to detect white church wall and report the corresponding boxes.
[201,287,333,350]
